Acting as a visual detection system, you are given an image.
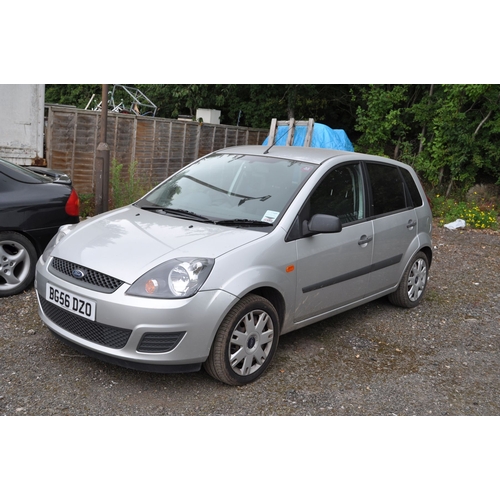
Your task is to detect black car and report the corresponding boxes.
[0,158,80,297]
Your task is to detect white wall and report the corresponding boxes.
[0,84,45,164]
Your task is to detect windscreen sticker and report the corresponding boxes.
[262,210,280,223]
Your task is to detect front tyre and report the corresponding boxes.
[388,251,429,308]
[204,294,280,385]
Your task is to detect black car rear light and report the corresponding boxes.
[65,188,80,217]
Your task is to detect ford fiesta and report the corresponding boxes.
[35,146,432,385]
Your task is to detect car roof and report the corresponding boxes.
[216,145,416,172]
[216,145,356,164]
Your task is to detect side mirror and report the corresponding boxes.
[303,214,342,236]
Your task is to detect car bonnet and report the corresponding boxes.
[50,205,266,284]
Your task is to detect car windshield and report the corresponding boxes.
[136,153,319,225]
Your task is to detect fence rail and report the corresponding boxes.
[45,106,269,194]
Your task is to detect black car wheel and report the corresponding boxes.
[0,232,37,297]
[204,294,280,386]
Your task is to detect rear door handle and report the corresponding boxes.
[407,220,417,230]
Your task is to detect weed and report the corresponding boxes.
[79,193,95,218]
[110,159,153,209]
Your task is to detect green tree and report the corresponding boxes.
[45,84,102,108]
[44,84,361,133]
[354,84,500,192]
[415,84,500,193]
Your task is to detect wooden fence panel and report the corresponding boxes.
[151,119,172,183]
[108,113,136,167]
[73,113,99,193]
[134,119,156,181]
[45,106,268,194]
[46,108,98,192]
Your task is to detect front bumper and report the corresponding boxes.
[35,258,237,372]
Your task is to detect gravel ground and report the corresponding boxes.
[1,224,499,416]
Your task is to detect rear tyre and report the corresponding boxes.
[204,294,280,385]
[388,251,429,308]
[0,232,37,297]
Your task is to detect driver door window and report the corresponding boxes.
[309,163,365,224]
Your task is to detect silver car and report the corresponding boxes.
[35,146,432,385]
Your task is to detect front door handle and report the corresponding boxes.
[358,235,373,246]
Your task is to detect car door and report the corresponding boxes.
[292,163,374,323]
[365,161,419,295]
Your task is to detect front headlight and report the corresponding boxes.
[126,258,214,299]
[41,224,76,262]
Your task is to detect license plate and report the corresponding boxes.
[46,283,96,321]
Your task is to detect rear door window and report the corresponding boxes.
[366,162,407,216]
[400,168,423,207]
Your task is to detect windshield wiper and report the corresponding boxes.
[139,205,215,223]
[137,204,164,211]
[138,205,271,227]
[216,218,273,227]
[183,175,271,206]
[237,194,271,206]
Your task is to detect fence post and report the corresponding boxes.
[95,85,110,214]
[195,121,202,158]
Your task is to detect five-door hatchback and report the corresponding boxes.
[35,146,432,385]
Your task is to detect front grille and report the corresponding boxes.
[138,332,186,353]
[40,296,132,349]
[50,258,124,293]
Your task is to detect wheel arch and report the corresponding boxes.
[243,286,286,333]
[0,229,43,257]
[419,245,433,268]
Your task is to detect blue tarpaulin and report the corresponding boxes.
[263,123,354,151]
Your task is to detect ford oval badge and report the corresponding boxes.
[72,269,85,279]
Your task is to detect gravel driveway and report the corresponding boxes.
[1,224,499,416]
